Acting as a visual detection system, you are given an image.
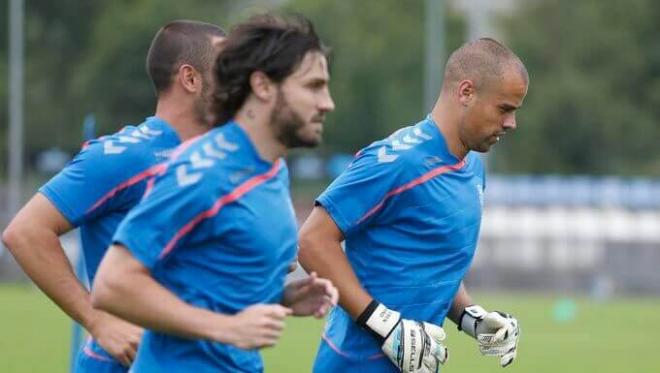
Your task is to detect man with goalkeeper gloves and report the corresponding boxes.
[298,38,528,372]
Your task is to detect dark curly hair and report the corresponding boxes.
[213,14,328,125]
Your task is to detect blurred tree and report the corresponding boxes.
[22,0,104,151]
[1,0,234,158]
[286,0,466,153]
[72,0,234,139]
[6,0,658,176]
[496,0,660,176]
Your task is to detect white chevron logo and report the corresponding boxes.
[190,151,214,169]
[402,134,422,144]
[131,130,151,140]
[203,142,226,159]
[413,127,432,140]
[118,136,141,144]
[176,165,202,187]
[140,125,162,136]
[103,141,126,154]
[377,146,398,163]
[392,140,412,151]
[215,134,239,152]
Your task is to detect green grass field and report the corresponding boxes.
[2,284,659,372]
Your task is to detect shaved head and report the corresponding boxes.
[442,38,528,92]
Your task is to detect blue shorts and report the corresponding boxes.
[128,330,263,373]
[312,337,398,373]
[73,339,127,373]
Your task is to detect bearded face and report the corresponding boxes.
[270,88,324,148]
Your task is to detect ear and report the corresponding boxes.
[457,80,476,106]
[249,71,275,102]
[177,64,202,94]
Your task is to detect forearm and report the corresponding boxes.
[298,239,371,319]
[447,281,474,325]
[92,245,232,342]
[2,222,100,330]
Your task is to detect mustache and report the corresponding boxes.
[311,113,326,123]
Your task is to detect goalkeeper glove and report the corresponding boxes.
[357,300,448,372]
[458,305,520,367]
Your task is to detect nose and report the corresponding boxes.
[319,89,335,113]
[503,113,517,130]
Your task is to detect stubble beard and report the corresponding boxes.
[270,90,320,149]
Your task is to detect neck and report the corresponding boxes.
[154,93,209,141]
[430,91,469,159]
[233,103,287,162]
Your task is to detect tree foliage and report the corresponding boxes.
[286,0,466,153]
[496,0,660,175]
[1,0,658,176]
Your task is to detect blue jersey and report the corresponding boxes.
[39,117,181,372]
[112,121,297,373]
[314,116,485,371]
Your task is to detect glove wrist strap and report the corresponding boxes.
[357,300,401,342]
[458,304,488,339]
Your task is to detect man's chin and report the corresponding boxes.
[474,143,493,153]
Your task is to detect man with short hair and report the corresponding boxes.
[298,38,528,372]
[91,14,338,373]
[2,20,226,373]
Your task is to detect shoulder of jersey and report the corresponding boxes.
[170,130,242,188]
[363,124,434,165]
[466,151,485,171]
[86,124,167,160]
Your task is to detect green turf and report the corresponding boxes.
[2,284,659,372]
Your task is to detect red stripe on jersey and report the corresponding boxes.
[158,159,282,260]
[356,159,466,224]
[86,163,166,214]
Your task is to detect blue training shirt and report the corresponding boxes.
[39,117,181,368]
[112,121,297,373]
[316,116,485,362]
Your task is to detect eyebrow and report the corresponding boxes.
[499,103,519,111]
[307,76,330,85]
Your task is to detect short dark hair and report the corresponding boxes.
[146,20,226,95]
[443,37,528,90]
[213,14,328,124]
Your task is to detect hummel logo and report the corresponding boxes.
[103,141,126,155]
[190,151,214,169]
[154,149,173,160]
[215,134,239,152]
[140,125,162,136]
[377,147,398,163]
[176,165,202,187]
[118,136,141,144]
[413,128,432,140]
[202,142,226,160]
[402,134,421,144]
[392,140,412,151]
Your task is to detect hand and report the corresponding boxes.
[88,311,143,367]
[288,257,299,273]
[225,304,292,349]
[459,305,520,367]
[282,272,338,318]
[357,301,448,372]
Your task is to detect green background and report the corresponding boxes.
[3,284,659,372]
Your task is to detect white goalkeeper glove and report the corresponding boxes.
[357,301,448,372]
[458,305,519,367]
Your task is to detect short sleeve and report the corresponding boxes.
[112,161,216,270]
[316,146,404,235]
[39,140,149,226]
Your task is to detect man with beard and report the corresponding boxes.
[2,20,226,372]
[91,14,338,373]
[298,38,528,372]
